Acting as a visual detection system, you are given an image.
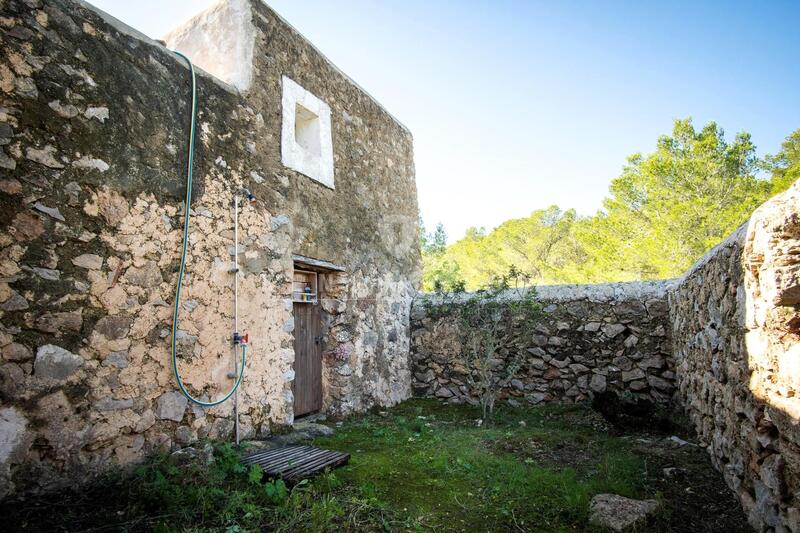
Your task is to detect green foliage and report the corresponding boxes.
[264,479,288,505]
[444,207,586,290]
[423,122,798,290]
[428,267,542,420]
[247,463,262,485]
[763,128,800,194]
[61,441,412,531]
[420,219,466,292]
[580,118,767,280]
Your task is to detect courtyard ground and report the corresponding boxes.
[2,399,748,532]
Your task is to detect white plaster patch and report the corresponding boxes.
[0,407,27,466]
[779,344,800,389]
[280,76,335,189]
[84,106,109,123]
[163,0,255,91]
[58,63,96,87]
[72,155,109,172]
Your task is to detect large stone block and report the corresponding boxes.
[94,315,132,340]
[155,392,189,422]
[34,344,83,380]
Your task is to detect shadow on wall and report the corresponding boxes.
[670,179,800,531]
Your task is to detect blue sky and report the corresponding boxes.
[93,0,800,242]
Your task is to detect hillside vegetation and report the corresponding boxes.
[422,119,800,291]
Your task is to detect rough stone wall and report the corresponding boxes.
[0,0,419,496]
[410,282,675,406]
[670,180,800,532]
[0,0,295,496]
[165,0,421,417]
[238,0,421,416]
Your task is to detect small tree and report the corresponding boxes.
[428,266,542,421]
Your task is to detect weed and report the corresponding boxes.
[264,479,288,505]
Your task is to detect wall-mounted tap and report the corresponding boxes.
[237,188,256,204]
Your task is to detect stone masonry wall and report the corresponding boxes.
[0,0,420,497]
[0,0,294,497]
[410,281,675,407]
[670,180,800,532]
[166,0,422,418]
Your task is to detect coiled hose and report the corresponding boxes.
[171,50,246,406]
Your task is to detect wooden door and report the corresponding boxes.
[292,302,322,416]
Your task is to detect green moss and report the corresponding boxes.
[313,399,645,531]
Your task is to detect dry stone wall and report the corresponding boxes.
[671,180,800,532]
[410,282,676,407]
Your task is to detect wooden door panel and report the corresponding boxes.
[293,303,322,416]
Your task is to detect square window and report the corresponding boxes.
[294,103,321,154]
[281,76,334,188]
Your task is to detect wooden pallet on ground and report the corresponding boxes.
[241,445,350,483]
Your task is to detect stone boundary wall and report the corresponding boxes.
[670,180,800,532]
[410,281,676,407]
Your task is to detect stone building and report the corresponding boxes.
[2,1,800,531]
[0,0,420,496]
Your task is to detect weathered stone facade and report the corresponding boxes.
[671,180,800,532]
[165,0,421,417]
[410,281,676,406]
[2,1,798,530]
[0,0,419,496]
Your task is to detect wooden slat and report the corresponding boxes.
[292,301,322,417]
[271,448,330,473]
[245,445,308,463]
[284,454,348,483]
[282,450,345,481]
[261,448,325,472]
[245,446,311,469]
[241,445,350,484]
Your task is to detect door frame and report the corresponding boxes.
[292,300,322,417]
[290,256,346,419]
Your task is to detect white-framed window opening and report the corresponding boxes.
[281,76,334,188]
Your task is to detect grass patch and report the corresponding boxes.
[2,399,748,532]
[314,401,645,531]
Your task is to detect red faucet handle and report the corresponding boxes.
[242,333,249,344]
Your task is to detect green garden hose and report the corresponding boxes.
[172,50,246,407]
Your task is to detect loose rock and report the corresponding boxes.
[588,493,659,531]
[72,254,103,270]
